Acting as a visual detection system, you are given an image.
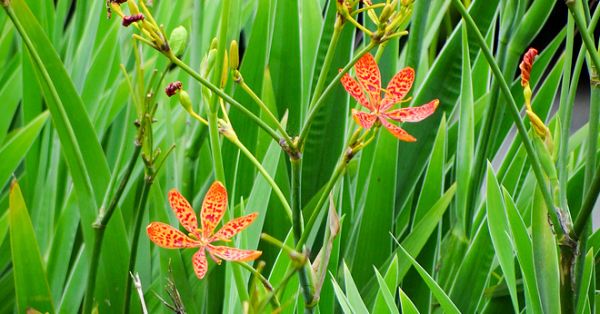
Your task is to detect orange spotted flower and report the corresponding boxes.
[341,53,439,142]
[146,181,261,279]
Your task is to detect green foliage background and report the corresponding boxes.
[0,0,599,313]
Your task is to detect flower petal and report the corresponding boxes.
[340,72,373,111]
[207,245,262,262]
[212,212,258,241]
[201,181,228,238]
[168,189,198,234]
[379,117,416,142]
[380,67,415,111]
[354,53,381,108]
[385,99,439,122]
[192,249,208,279]
[352,109,377,129]
[146,222,199,248]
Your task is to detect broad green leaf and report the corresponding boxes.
[448,219,494,313]
[399,288,420,314]
[9,180,54,313]
[502,188,543,314]
[342,262,369,314]
[576,249,594,314]
[396,244,460,314]
[372,255,399,313]
[331,272,356,314]
[456,24,474,232]
[395,0,500,207]
[0,111,48,187]
[373,268,400,314]
[399,183,456,279]
[532,187,560,313]
[486,164,519,313]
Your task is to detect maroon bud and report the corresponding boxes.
[113,0,128,4]
[122,13,144,27]
[165,81,183,97]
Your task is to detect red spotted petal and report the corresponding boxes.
[354,53,381,108]
[212,212,258,241]
[380,67,415,111]
[352,109,377,129]
[385,99,439,122]
[207,245,262,262]
[192,249,208,279]
[168,189,198,234]
[379,117,416,142]
[146,222,199,248]
[340,72,373,111]
[201,181,228,238]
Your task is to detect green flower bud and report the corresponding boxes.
[229,40,239,70]
[169,26,188,57]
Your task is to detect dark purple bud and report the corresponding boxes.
[165,81,183,97]
[122,13,144,27]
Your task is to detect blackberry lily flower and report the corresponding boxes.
[146,181,261,279]
[341,53,439,141]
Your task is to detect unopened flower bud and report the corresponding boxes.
[165,81,182,97]
[210,38,218,50]
[229,40,239,70]
[169,26,188,57]
[122,13,144,27]
[520,48,538,87]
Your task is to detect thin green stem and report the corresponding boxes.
[169,56,281,143]
[229,137,293,221]
[237,78,293,145]
[309,16,343,109]
[567,0,600,75]
[451,0,565,237]
[299,41,376,148]
[291,158,303,242]
[586,81,599,189]
[207,111,226,182]
[290,157,315,311]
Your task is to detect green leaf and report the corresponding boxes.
[342,262,369,314]
[331,272,356,314]
[395,0,500,208]
[532,187,560,313]
[396,244,460,314]
[399,183,456,279]
[486,164,519,313]
[373,267,400,314]
[502,188,543,313]
[456,24,474,232]
[9,180,54,313]
[399,289,420,314]
[576,249,594,314]
[0,111,48,187]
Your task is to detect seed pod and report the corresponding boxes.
[165,81,182,97]
[229,40,239,70]
[179,90,194,114]
[169,26,188,57]
[122,13,144,27]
